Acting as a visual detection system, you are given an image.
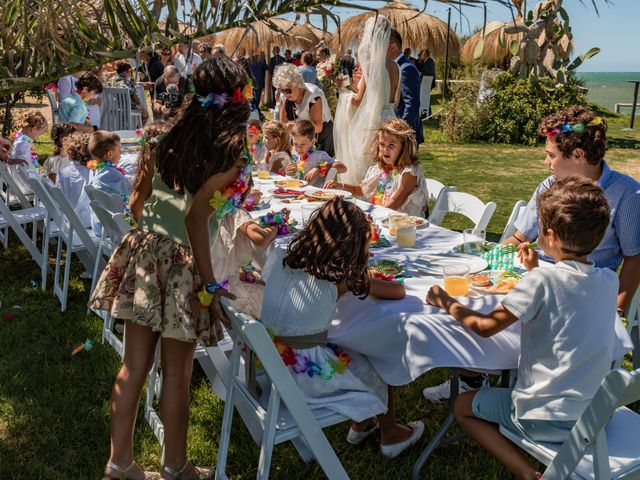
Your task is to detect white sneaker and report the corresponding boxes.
[422,375,488,404]
[380,421,425,458]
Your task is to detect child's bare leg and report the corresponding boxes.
[454,391,536,480]
[377,386,414,444]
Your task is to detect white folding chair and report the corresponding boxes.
[216,299,350,480]
[0,162,34,209]
[84,185,126,213]
[500,200,528,243]
[626,286,640,370]
[428,190,497,231]
[47,185,99,311]
[0,192,46,263]
[26,175,64,290]
[47,89,59,125]
[500,368,640,479]
[425,178,455,203]
[102,87,134,131]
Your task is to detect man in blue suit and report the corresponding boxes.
[388,29,424,145]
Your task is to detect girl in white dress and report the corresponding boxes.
[327,118,429,217]
[261,198,424,458]
[261,120,292,175]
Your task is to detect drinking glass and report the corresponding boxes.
[388,212,408,236]
[302,204,317,226]
[396,224,417,248]
[256,163,271,180]
[443,264,470,296]
[463,229,486,255]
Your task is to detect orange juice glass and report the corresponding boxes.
[443,264,470,296]
[257,170,270,179]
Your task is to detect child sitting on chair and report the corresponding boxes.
[8,110,49,195]
[262,120,291,175]
[426,176,618,480]
[247,119,267,166]
[57,132,93,228]
[326,118,428,216]
[261,198,424,458]
[284,119,346,187]
[41,123,77,183]
[87,131,130,236]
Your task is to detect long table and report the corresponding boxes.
[250,176,634,477]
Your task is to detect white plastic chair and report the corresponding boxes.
[102,87,134,131]
[500,368,640,479]
[626,286,640,370]
[0,192,46,263]
[500,200,528,243]
[84,185,126,213]
[46,184,99,311]
[0,162,35,209]
[216,299,350,480]
[26,174,64,290]
[47,89,59,125]
[425,178,456,203]
[428,190,497,232]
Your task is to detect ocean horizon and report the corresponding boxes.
[576,72,640,113]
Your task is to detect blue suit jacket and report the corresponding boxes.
[395,55,424,145]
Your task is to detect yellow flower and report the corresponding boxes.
[209,190,226,210]
[197,289,213,307]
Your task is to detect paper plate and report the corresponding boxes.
[451,241,496,254]
[471,271,521,295]
[274,178,308,188]
[381,216,429,229]
[307,188,353,200]
[413,253,488,275]
[269,188,305,198]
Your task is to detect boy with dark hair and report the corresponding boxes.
[427,175,619,480]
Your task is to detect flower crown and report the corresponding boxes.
[197,84,253,109]
[545,117,603,138]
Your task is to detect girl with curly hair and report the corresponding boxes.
[90,56,253,480]
[260,198,425,458]
[326,118,428,216]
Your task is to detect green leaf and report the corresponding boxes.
[509,39,520,57]
[567,47,600,71]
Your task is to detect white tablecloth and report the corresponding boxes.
[253,176,635,386]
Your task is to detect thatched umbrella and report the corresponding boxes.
[460,21,523,66]
[330,2,460,59]
[206,18,320,56]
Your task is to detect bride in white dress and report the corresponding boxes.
[334,15,400,184]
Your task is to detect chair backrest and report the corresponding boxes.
[84,185,126,214]
[500,200,527,243]
[26,175,63,227]
[89,201,126,244]
[429,190,497,231]
[542,368,640,479]
[46,90,58,123]
[48,185,98,260]
[218,299,349,479]
[626,286,640,370]
[102,87,133,131]
[425,178,446,203]
[0,162,32,209]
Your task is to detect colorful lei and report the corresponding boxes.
[197,85,252,109]
[269,331,351,380]
[10,132,40,170]
[258,208,296,236]
[318,161,330,177]
[545,117,604,138]
[293,147,316,179]
[369,168,397,206]
[209,151,253,221]
[87,160,126,176]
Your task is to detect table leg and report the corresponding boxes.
[411,369,462,480]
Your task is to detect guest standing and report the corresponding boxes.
[298,52,318,86]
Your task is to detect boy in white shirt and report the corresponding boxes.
[57,132,93,228]
[427,175,618,480]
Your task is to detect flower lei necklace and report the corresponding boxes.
[86,160,126,176]
[11,132,40,170]
[370,168,397,206]
[293,146,316,179]
[209,149,253,221]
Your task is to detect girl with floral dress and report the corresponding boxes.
[261,198,425,458]
[90,56,253,480]
[326,118,428,216]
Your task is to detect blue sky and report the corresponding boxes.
[310,0,639,72]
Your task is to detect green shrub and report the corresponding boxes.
[442,71,587,145]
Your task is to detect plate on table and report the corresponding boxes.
[471,271,521,295]
[274,178,308,188]
[270,188,305,198]
[381,216,429,229]
[307,188,353,201]
[369,259,405,280]
[120,137,140,145]
[413,253,488,275]
[451,241,496,254]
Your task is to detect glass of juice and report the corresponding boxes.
[443,264,470,296]
[396,224,417,247]
[257,165,270,180]
[388,212,408,236]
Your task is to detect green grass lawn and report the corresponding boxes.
[0,113,638,479]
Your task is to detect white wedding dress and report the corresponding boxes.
[334,15,399,184]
